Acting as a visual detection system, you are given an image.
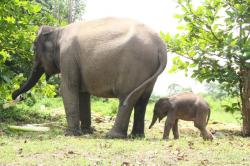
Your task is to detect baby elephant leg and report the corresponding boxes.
[194,116,213,141]
[163,116,176,140]
[172,119,179,139]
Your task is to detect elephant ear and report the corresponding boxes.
[37,26,55,36]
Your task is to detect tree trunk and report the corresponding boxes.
[68,0,73,23]
[57,0,61,24]
[240,68,250,136]
[53,0,57,19]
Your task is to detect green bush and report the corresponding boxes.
[0,0,59,104]
[0,97,63,123]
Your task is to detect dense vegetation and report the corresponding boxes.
[163,0,250,135]
[0,0,84,105]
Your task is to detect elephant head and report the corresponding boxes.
[149,98,172,129]
[12,26,60,100]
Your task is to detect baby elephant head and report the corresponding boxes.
[149,98,171,129]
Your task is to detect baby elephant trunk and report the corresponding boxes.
[149,114,158,129]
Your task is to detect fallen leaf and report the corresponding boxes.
[68,151,74,154]
[18,148,23,154]
[121,161,131,166]
[95,117,105,123]
[0,142,6,146]
[201,159,209,165]
[188,141,194,149]
[211,121,222,124]
[188,141,194,146]
[168,144,173,148]
[177,156,184,160]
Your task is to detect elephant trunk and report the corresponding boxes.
[12,62,45,100]
[149,114,158,129]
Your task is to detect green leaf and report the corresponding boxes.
[177,25,185,30]
[28,4,41,13]
[168,65,178,73]
[174,14,183,19]
[0,50,10,62]
[5,16,15,23]
[163,33,171,42]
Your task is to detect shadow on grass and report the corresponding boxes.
[1,122,160,142]
[0,124,245,143]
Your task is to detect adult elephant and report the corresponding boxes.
[12,17,167,138]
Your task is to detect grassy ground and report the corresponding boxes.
[0,97,249,165]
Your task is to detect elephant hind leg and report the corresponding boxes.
[172,119,179,139]
[194,113,213,141]
[130,90,152,138]
[107,83,153,138]
[106,95,139,138]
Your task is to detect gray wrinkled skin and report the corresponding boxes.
[12,18,167,138]
[149,92,213,140]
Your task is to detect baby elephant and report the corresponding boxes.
[149,92,213,140]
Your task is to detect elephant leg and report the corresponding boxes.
[61,82,81,136]
[130,92,151,138]
[79,92,94,134]
[163,116,175,140]
[194,115,213,141]
[172,119,179,139]
[106,98,134,138]
[60,57,81,136]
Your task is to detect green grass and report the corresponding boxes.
[0,97,247,165]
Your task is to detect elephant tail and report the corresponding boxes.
[122,47,167,109]
[206,108,211,125]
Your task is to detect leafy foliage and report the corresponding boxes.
[163,0,250,98]
[0,0,60,104]
[166,83,192,96]
[162,0,250,133]
[36,0,85,24]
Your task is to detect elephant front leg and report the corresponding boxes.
[61,83,81,136]
[163,116,175,140]
[172,119,179,139]
[79,92,94,134]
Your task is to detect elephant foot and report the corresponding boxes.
[64,128,82,136]
[202,132,213,141]
[129,132,145,139]
[163,136,169,140]
[106,128,127,139]
[81,126,96,135]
